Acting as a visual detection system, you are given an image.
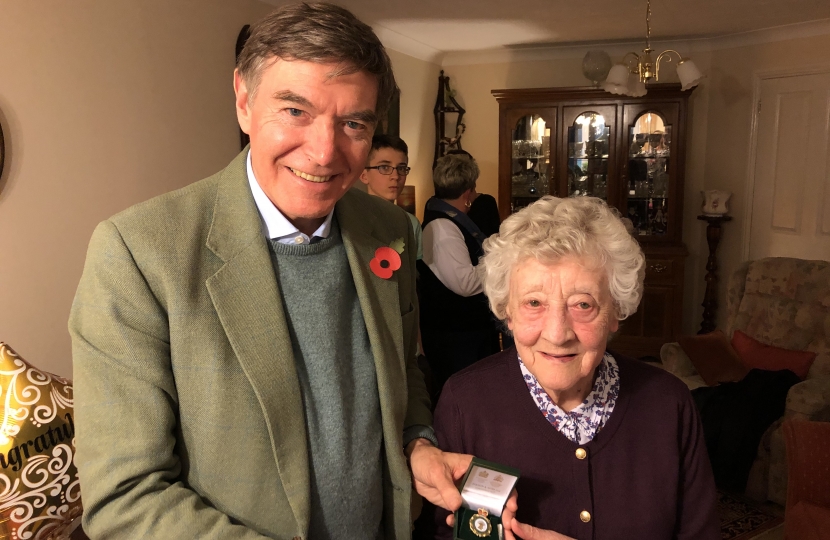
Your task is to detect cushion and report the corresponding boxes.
[677,330,749,386]
[0,342,82,537]
[731,330,817,380]
[785,501,830,540]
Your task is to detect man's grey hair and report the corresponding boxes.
[236,2,397,118]
[478,196,645,321]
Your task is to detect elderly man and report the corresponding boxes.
[69,4,468,539]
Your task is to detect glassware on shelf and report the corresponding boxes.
[527,168,541,195]
[630,133,647,156]
[528,140,541,158]
[628,205,640,230]
[658,129,671,156]
[652,200,667,234]
[593,174,608,199]
[653,171,669,198]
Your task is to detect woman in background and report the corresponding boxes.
[418,154,500,396]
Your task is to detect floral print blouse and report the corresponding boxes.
[518,352,620,445]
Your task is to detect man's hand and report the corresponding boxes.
[405,439,472,512]
[506,518,575,540]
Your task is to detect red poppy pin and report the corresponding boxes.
[370,238,405,280]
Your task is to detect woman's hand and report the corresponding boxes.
[505,517,575,540]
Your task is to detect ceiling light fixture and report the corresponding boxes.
[603,0,703,96]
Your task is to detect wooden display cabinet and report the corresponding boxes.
[492,84,692,359]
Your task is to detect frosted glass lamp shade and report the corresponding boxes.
[606,64,630,86]
[677,59,704,90]
[627,73,647,97]
[603,64,631,95]
[603,80,629,95]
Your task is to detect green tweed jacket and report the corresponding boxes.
[69,149,431,539]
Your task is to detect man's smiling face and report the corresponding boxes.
[234,59,378,234]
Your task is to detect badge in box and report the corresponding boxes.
[453,457,520,540]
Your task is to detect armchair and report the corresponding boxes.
[661,257,830,505]
[782,419,830,539]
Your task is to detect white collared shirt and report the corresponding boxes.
[422,219,484,296]
[246,151,334,244]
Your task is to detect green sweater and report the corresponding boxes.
[268,220,383,540]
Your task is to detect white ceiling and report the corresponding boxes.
[261,0,830,61]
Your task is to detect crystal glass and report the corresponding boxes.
[627,112,671,237]
[568,111,610,200]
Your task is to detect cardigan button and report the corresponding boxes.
[580,510,591,523]
[575,447,587,460]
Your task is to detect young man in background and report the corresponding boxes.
[361,134,423,260]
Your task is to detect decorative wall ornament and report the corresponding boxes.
[582,50,612,87]
[434,71,466,168]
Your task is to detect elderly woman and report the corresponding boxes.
[417,196,718,540]
[418,154,500,396]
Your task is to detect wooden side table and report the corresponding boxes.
[697,215,732,334]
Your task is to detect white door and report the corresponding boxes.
[750,72,830,261]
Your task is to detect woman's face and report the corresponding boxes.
[506,256,618,409]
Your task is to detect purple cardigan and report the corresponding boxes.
[419,348,719,540]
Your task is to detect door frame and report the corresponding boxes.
[743,64,830,260]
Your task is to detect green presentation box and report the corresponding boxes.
[453,457,520,540]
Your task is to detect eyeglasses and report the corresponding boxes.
[365,165,411,176]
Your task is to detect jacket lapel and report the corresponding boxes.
[204,152,310,534]
[336,192,408,458]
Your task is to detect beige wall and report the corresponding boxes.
[701,34,830,329]
[0,0,273,377]
[387,50,443,220]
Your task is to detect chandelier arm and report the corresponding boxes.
[654,49,682,82]
[622,51,641,72]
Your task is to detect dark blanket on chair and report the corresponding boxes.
[692,368,800,492]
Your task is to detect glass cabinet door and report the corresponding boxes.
[559,105,616,205]
[508,110,555,213]
[624,110,672,239]
[567,111,610,200]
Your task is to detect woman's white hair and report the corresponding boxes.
[478,196,645,321]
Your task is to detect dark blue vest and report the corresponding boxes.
[417,200,495,333]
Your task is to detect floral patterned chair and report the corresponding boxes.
[782,419,830,540]
[660,257,830,505]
